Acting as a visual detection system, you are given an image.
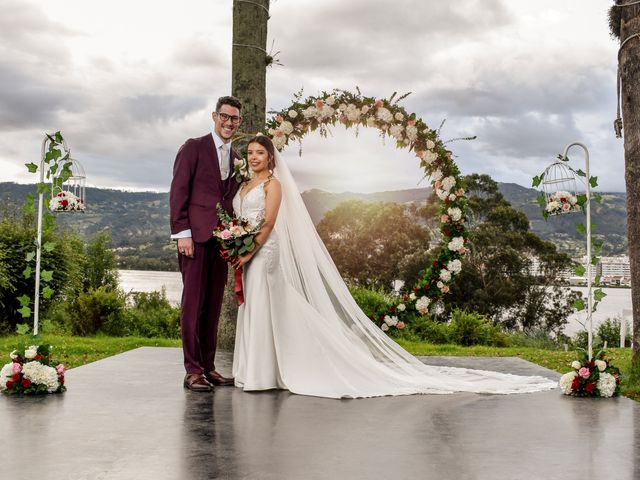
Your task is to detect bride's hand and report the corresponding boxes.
[232,253,253,269]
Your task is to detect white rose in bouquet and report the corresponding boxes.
[389,124,404,140]
[405,125,418,142]
[25,346,38,360]
[415,296,431,315]
[376,107,393,123]
[448,237,464,252]
[571,361,581,370]
[439,269,452,282]
[447,207,462,222]
[595,360,607,372]
[279,121,294,135]
[441,176,456,192]
[288,110,298,119]
[447,259,462,274]
[397,303,406,312]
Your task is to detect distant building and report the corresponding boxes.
[600,256,631,286]
[529,255,630,285]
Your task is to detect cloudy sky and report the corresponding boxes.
[0,0,624,193]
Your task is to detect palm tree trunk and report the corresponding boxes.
[232,0,270,148]
[611,1,640,376]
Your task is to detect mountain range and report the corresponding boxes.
[0,182,628,270]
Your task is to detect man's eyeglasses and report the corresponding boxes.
[215,112,243,125]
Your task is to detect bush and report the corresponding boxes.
[348,284,393,322]
[597,317,631,348]
[449,309,509,347]
[69,286,127,335]
[408,316,450,344]
[120,290,180,339]
[509,329,561,350]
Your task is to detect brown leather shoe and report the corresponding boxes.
[205,370,234,386]
[183,373,212,392]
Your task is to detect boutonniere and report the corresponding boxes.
[232,157,253,183]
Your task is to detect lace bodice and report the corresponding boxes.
[232,180,279,269]
[232,180,268,227]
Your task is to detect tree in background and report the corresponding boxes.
[232,0,270,146]
[445,174,574,332]
[317,200,430,289]
[0,214,84,332]
[82,231,118,292]
[609,1,640,378]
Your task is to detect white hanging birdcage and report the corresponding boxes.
[541,159,582,216]
[50,158,86,212]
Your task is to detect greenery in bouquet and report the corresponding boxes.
[558,349,620,398]
[213,203,263,258]
[0,343,66,395]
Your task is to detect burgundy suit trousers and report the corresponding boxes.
[179,238,228,374]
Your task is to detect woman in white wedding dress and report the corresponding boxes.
[231,135,556,399]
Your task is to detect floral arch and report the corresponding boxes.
[263,89,469,331]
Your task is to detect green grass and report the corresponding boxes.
[0,335,180,369]
[1,335,638,401]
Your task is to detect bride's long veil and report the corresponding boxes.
[272,150,555,394]
[273,150,421,369]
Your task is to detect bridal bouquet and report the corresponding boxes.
[558,350,620,398]
[50,191,85,212]
[545,191,579,216]
[213,203,263,305]
[213,204,263,257]
[0,344,66,395]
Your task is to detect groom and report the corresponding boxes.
[170,96,243,392]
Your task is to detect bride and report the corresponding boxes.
[230,135,556,399]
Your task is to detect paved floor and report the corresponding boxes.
[1,347,639,480]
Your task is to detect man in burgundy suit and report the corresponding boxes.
[170,96,243,392]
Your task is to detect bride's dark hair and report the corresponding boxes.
[247,134,276,171]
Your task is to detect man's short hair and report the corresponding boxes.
[216,96,242,112]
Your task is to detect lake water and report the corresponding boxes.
[118,270,633,337]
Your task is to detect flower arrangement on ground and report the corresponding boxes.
[50,190,85,212]
[558,350,620,398]
[545,190,579,216]
[0,344,66,395]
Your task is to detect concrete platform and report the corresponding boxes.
[1,347,639,480]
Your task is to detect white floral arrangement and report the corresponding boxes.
[0,344,66,395]
[50,191,85,212]
[558,351,620,398]
[545,190,579,216]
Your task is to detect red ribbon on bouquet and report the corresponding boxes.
[220,249,245,306]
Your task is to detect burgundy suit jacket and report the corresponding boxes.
[169,133,241,243]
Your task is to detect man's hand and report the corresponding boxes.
[177,237,195,258]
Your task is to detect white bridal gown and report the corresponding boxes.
[231,159,556,399]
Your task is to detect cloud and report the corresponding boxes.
[0,0,626,193]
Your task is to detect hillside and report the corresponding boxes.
[0,181,628,270]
